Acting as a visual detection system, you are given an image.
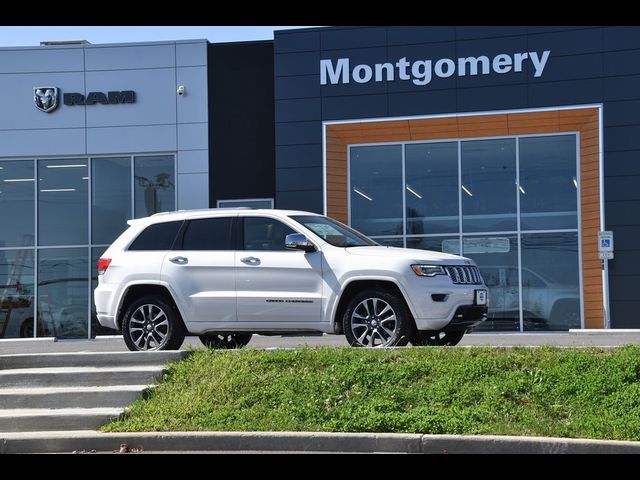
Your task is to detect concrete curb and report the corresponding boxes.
[2,431,640,454]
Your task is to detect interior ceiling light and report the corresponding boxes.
[352,187,373,201]
[461,185,473,197]
[45,164,87,169]
[406,184,423,199]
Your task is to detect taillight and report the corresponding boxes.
[97,258,112,274]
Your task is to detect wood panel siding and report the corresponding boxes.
[325,108,603,328]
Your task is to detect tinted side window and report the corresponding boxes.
[128,221,183,251]
[243,217,295,251]
[182,217,233,250]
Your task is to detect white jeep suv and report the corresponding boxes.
[94,209,487,351]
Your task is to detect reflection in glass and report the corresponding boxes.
[0,248,35,338]
[350,145,403,236]
[0,161,35,248]
[521,233,580,331]
[218,199,273,209]
[134,156,175,218]
[37,248,88,338]
[92,157,131,244]
[461,139,516,232]
[463,235,519,332]
[91,247,114,337]
[407,236,459,254]
[519,135,577,230]
[405,142,459,234]
[38,159,88,246]
[371,237,404,247]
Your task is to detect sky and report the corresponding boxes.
[0,26,317,47]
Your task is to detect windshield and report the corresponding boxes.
[290,215,378,247]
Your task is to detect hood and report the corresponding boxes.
[344,246,473,264]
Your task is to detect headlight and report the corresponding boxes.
[411,264,447,277]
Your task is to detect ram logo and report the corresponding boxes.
[34,87,59,113]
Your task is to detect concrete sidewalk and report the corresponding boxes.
[2,330,640,355]
[2,431,640,454]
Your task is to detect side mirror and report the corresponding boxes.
[285,233,316,252]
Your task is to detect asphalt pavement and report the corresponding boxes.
[2,330,640,355]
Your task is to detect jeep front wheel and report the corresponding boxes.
[122,295,185,351]
[343,289,412,347]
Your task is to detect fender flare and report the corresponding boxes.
[328,276,417,330]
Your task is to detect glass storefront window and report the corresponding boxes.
[405,142,459,234]
[371,237,404,247]
[519,135,578,230]
[461,139,517,233]
[0,154,176,339]
[0,161,35,248]
[92,157,132,244]
[37,248,88,338]
[350,145,403,237]
[38,159,88,246]
[0,248,35,338]
[407,236,460,254]
[521,232,580,331]
[134,155,175,218]
[464,235,520,332]
[348,135,581,332]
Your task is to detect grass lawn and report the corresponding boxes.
[103,346,640,440]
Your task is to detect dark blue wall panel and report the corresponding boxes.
[275,121,321,146]
[276,167,323,192]
[276,189,323,213]
[276,144,322,169]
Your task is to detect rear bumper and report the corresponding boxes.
[97,314,118,330]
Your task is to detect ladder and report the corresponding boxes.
[0,235,35,338]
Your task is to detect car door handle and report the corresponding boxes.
[240,256,261,265]
[169,256,189,265]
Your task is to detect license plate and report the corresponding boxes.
[475,289,487,306]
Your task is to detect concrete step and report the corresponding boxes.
[0,351,187,370]
[0,408,123,432]
[0,366,164,388]
[0,385,150,409]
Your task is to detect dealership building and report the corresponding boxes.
[0,26,638,339]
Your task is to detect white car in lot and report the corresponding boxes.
[94,209,487,351]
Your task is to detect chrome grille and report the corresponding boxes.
[445,266,483,285]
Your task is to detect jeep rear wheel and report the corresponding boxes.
[411,329,465,346]
[199,333,253,349]
[122,295,185,351]
[343,289,412,348]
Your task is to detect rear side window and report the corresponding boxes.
[181,217,233,250]
[128,221,183,251]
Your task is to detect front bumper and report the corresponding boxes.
[445,305,488,332]
[414,304,488,332]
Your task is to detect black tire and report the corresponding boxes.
[121,295,185,351]
[199,332,253,349]
[20,318,34,338]
[411,329,465,346]
[342,289,413,347]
